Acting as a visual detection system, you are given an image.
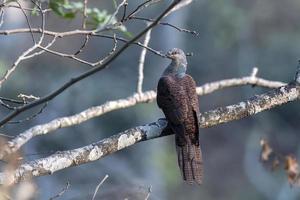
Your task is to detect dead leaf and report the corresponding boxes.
[285,155,300,187]
[260,138,273,162]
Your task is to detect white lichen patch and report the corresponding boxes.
[280,86,287,93]
[117,132,142,150]
[141,120,166,139]
[43,157,73,174]
[88,146,103,161]
[238,102,247,109]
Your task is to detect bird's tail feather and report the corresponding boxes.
[176,139,203,184]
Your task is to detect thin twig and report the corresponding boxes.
[24,36,58,59]
[0,6,4,28]
[91,175,109,200]
[165,0,193,17]
[120,0,128,22]
[6,4,51,12]
[0,97,24,104]
[78,0,119,59]
[125,0,162,21]
[7,102,48,125]
[74,35,90,55]
[0,44,39,87]
[131,16,199,36]
[82,0,88,29]
[16,0,35,43]
[0,133,14,139]
[0,99,18,110]
[96,0,127,32]
[137,26,152,94]
[49,182,70,200]
[94,34,118,65]
[30,0,45,45]
[145,186,152,200]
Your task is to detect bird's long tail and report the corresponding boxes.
[176,139,203,184]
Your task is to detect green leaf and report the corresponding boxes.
[49,0,83,19]
[64,12,76,19]
[31,5,39,16]
[122,31,133,38]
[49,0,66,17]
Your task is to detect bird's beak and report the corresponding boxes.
[166,51,174,59]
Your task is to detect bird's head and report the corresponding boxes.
[166,48,187,67]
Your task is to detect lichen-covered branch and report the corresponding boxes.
[0,82,298,185]
[0,73,285,160]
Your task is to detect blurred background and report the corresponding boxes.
[1,0,300,199]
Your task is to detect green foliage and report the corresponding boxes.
[31,5,39,16]
[49,0,83,19]
[48,0,129,35]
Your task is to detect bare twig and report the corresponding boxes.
[0,71,285,160]
[5,4,51,12]
[49,182,70,200]
[125,0,162,21]
[39,34,117,66]
[16,0,35,43]
[18,94,40,102]
[137,27,152,94]
[0,44,39,87]
[0,97,24,105]
[74,35,90,55]
[166,0,193,16]
[30,0,45,45]
[0,133,14,139]
[91,175,109,200]
[108,0,126,24]
[0,99,18,110]
[75,0,90,55]
[0,81,298,185]
[24,36,58,59]
[82,0,88,29]
[95,34,118,65]
[0,6,4,28]
[120,0,128,22]
[96,0,127,32]
[0,1,179,126]
[7,102,48,125]
[131,16,199,36]
[145,186,152,200]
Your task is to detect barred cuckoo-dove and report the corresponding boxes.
[157,48,203,184]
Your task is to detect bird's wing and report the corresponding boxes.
[184,75,200,144]
[182,75,203,184]
[157,76,185,125]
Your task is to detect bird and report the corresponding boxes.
[156,48,203,184]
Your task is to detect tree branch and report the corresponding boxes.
[0,80,294,185]
[0,72,285,160]
[137,27,152,94]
